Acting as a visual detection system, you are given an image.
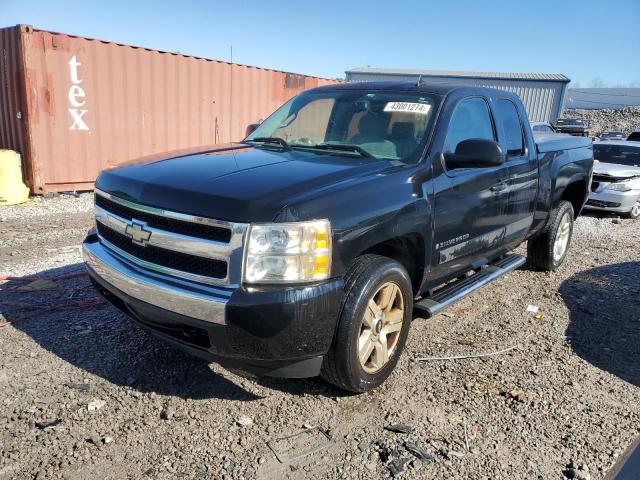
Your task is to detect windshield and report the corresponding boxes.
[594,144,640,167]
[245,90,439,164]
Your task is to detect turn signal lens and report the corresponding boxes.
[244,220,331,284]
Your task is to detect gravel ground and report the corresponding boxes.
[563,107,640,137]
[1,194,639,480]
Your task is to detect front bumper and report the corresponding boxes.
[584,189,639,213]
[83,235,344,378]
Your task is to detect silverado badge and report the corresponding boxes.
[125,221,152,246]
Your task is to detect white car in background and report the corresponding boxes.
[531,122,557,134]
[585,141,640,219]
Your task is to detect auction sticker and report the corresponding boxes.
[384,102,431,114]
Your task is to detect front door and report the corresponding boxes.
[431,96,510,282]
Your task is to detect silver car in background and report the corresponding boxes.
[585,141,640,219]
[531,122,557,134]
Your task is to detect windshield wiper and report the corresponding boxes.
[246,137,290,150]
[301,143,374,158]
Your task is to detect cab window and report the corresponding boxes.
[495,99,525,156]
[445,98,495,153]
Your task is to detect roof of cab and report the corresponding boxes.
[305,81,518,99]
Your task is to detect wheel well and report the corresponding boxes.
[560,180,588,216]
[361,234,425,295]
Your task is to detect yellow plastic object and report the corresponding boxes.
[0,150,30,206]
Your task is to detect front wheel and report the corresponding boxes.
[623,198,640,219]
[527,200,574,271]
[321,255,413,393]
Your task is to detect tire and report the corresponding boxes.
[623,198,640,219]
[320,255,413,393]
[527,200,574,271]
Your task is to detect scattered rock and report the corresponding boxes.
[564,461,591,480]
[375,440,392,463]
[388,457,410,477]
[87,399,106,411]
[385,424,413,434]
[612,218,622,225]
[236,416,253,427]
[1,193,638,480]
[65,383,91,392]
[35,419,61,430]
[404,442,435,463]
[103,436,114,445]
[440,448,465,460]
[160,406,173,420]
[504,388,527,403]
[447,450,465,460]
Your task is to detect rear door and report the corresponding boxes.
[493,99,537,247]
[431,96,510,281]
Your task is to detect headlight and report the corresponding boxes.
[606,182,632,192]
[243,220,331,284]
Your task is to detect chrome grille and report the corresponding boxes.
[95,194,232,242]
[96,222,228,279]
[93,189,248,286]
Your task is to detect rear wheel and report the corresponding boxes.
[321,255,412,393]
[623,198,640,219]
[527,200,574,271]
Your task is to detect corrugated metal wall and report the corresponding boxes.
[346,71,568,123]
[0,26,28,172]
[0,25,338,193]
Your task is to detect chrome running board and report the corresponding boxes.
[414,254,526,318]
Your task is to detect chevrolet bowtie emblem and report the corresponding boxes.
[125,221,152,246]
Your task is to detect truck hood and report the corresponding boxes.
[593,161,640,179]
[96,144,391,222]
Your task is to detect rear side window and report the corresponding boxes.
[445,98,495,152]
[495,100,524,156]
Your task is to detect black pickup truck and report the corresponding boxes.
[84,82,593,393]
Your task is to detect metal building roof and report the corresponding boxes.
[346,67,570,83]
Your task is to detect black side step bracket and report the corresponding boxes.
[413,254,526,318]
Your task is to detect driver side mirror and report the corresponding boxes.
[444,139,505,169]
[245,122,260,137]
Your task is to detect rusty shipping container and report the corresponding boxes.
[0,25,338,193]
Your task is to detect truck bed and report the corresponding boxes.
[534,133,592,153]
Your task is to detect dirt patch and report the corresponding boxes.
[1,195,639,479]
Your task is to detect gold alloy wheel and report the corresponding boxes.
[359,281,405,374]
[553,212,572,263]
